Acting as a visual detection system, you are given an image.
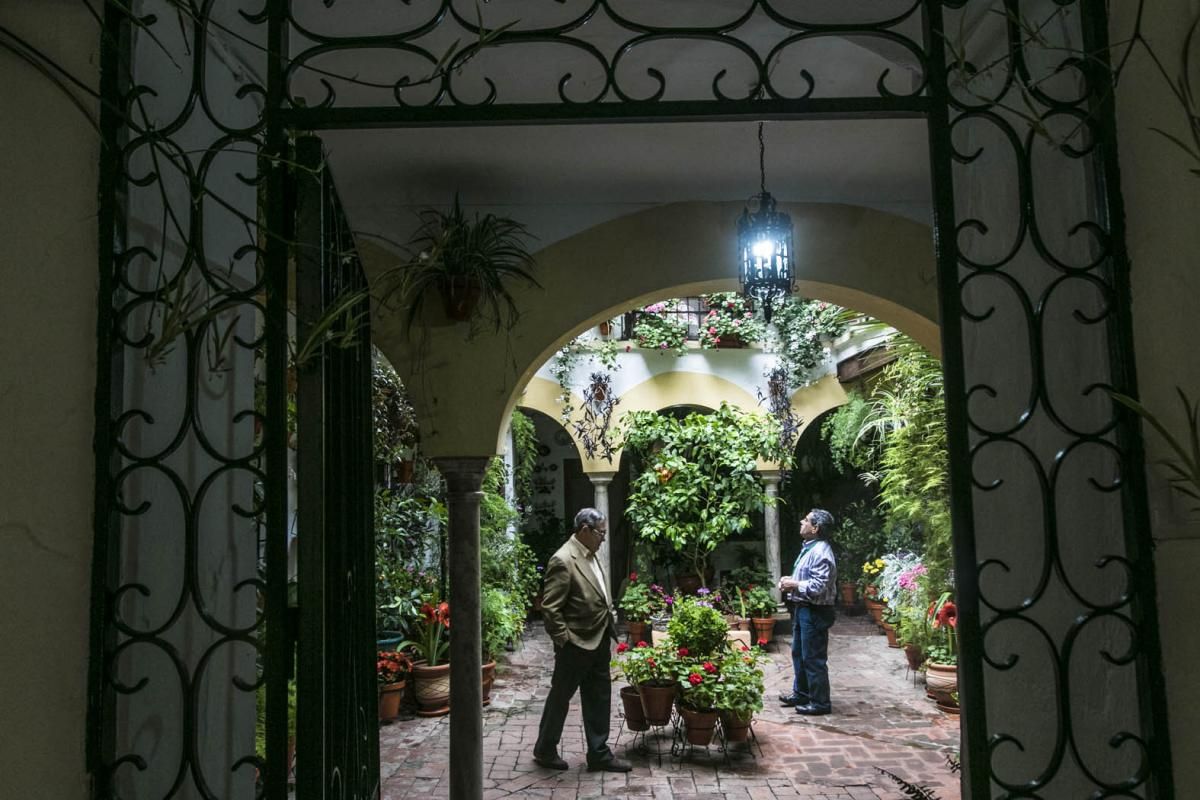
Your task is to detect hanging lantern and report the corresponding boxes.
[737,122,794,321]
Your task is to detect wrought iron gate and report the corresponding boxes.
[89,1,1173,798]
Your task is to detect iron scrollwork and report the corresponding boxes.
[283,0,930,113]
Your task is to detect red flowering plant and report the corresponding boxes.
[925,592,958,666]
[672,657,722,711]
[611,641,678,688]
[377,650,412,686]
[712,648,765,721]
[617,572,660,623]
[400,599,450,666]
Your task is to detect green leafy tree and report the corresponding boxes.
[622,403,789,584]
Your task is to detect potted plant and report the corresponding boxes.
[697,292,766,349]
[618,572,657,644]
[924,592,958,713]
[860,558,886,626]
[674,659,722,746]
[401,599,451,717]
[377,650,412,722]
[715,645,765,742]
[612,641,679,726]
[381,195,539,332]
[666,595,729,658]
[742,585,778,645]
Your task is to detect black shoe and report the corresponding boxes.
[586,757,632,773]
[533,752,569,770]
[778,693,807,707]
[795,703,831,716]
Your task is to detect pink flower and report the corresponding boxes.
[659,343,667,349]
[731,320,741,327]
[688,673,703,686]
[740,644,749,652]
[757,638,768,647]
[707,310,716,317]
[708,326,717,334]
[744,312,752,318]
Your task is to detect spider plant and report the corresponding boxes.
[1111,388,1200,509]
[380,195,539,334]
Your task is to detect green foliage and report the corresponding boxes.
[551,336,624,422]
[697,292,767,347]
[372,350,419,464]
[622,403,790,581]
[741,585,777,618]
[375,487,441,634]
[612,641,677,686]
[769,297,847,385]
[481,587,525,661]
[713,648,766,719]
[480,458,540,612]
[618,578,659,623]
[1111,388,1200,509]
[821,391,875,473]
[859,338,953,591]
[666,596,729,656]
[510,409,538,514]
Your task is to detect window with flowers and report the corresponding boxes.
[631,299,690,355]
[696,292,767,348]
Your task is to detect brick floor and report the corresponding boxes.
[380,611,961,799]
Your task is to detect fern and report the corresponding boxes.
[876,766,943,800]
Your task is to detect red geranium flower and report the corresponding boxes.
[636,640,648,648]
[676,647,689,657]
[688,673,703,686]
[757,638,768,647]
[740,644,750,652]
[702,661,717,674]
[616,642,629,653]
[630,571,638,582]
[646,657,656,668]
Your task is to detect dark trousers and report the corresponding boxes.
[791,605,836,710]
[535,640,614,765]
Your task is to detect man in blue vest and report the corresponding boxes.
[777,508,838,716]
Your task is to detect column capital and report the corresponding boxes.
[759,469,783,487]
[586,470,618,486]
[433,456,491,495]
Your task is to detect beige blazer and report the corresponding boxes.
[541,535,618,651]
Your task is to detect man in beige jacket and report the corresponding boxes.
[532,508,631,772]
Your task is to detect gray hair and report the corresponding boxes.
[574,507,606,532]
[809,508,835,537]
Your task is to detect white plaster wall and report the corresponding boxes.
[0,2,99,797]
[1113,0,1200,785]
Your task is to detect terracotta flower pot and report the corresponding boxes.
[714,334,744,349]
[719,710,753,743]
[482,660,496,707]
[926,662,958,711]
[864,598,885,628]
[736,617,752,632]
[904,644,924,672]
[751,617,776,645]
[626,620,648,645]
[637,683,677,726]
[378,680,405,722]
[619,685,649,732]
[438,276,481,321]
[678,705,719,746]
[882,622,900,648]
[838,582,857,607]
[675,573,705,596]
[411,662,451,717]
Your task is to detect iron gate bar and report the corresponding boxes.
[920,2,986,795]
[1079,1,1175,795]
[279,98,932,129]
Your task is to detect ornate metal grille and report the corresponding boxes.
[88,1,1174,798]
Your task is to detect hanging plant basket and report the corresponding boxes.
[438,276,481,321]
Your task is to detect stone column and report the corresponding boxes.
[588,471,617,590]
[761,471,783,602]
[435,457,490,800]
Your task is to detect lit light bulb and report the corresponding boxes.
[751,240,774,259]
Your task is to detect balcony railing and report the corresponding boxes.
[616,296,755,341]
